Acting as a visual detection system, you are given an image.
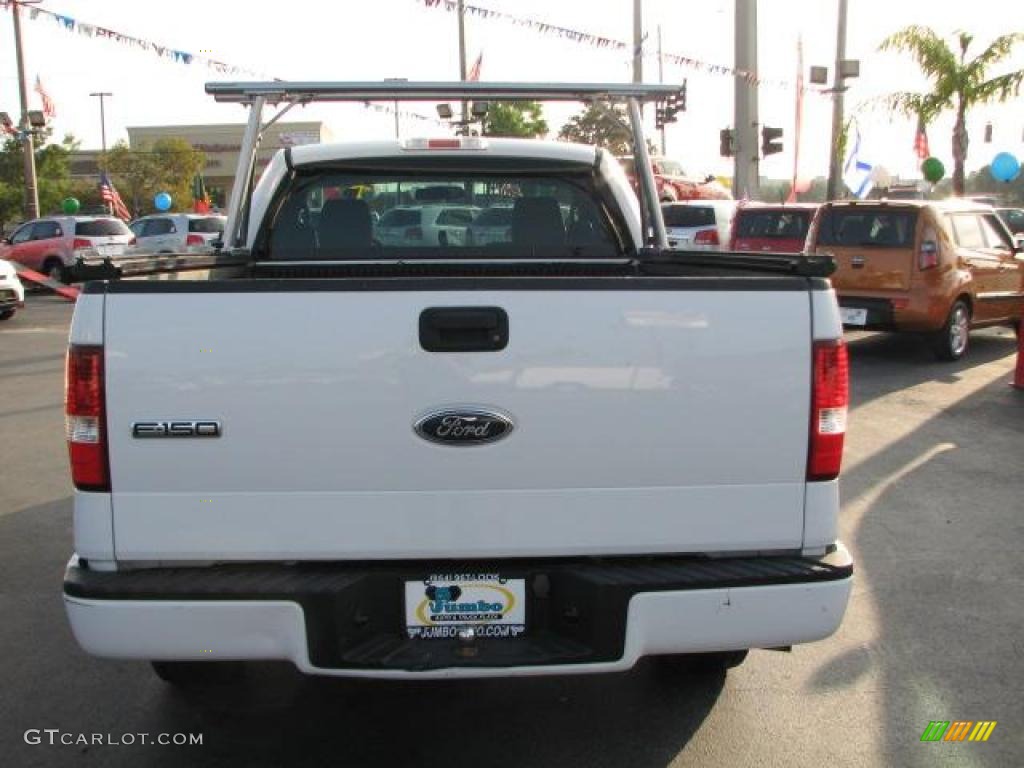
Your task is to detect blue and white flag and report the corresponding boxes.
[842,127,874,199]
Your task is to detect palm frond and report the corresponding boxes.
[973,69,1024,103]
[879,26,957,80]
[965,32,1024,83]
[869,90,948,123]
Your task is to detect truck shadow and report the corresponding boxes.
[846,328,1017,409]
[153,660,724,768]
[813,372,1024,766]
[0,496,723,768]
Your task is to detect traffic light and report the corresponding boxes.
[761,126,783,156]
[719,128,735,158]
[656,83,687,130]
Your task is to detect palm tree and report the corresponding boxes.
[879,27,1024,195]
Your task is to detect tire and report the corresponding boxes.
[656,649,749,675]
[151,661,245,687]
[0,309,14,321]
[43,259,66,285]
[932,299,971,361]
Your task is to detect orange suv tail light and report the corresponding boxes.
[918,239,938,270]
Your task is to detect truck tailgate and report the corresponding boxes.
[103,285,812,560]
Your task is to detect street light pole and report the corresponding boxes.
[826,0,849,201]
[90,92,113,215]
[657,24,666,155]
[11,0,40,220]
[89,92,112,156]
[457,0,467,129]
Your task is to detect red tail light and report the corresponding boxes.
[186,234,205,246]
[72,238,92,251]
[694,229,720,246]
[918,239,938,270]
[807,339,848,481]
[65,345,109,491]
[404,227,423,241]
[128,237,137,246]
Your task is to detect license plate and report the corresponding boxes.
[405,573,526,640]
[96,244,125,257]
[840,307,868,326]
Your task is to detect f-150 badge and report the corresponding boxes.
[132,421,221,438]
[414,409,513,446]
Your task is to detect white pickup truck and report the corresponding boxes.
[63,82,852,685]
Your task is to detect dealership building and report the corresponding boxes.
[70,121,332,207]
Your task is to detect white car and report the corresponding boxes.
[662,200,738,250]
[376,205,480,247]
[0,258,25,320]
[129,214,226,255]
[465,205,514,246]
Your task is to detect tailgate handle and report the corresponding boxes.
[420,307,509,352]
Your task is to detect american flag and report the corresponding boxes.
[99,172,132,221]
[467,52,483,82]
[913,115,930,161]
[34,76,56,120]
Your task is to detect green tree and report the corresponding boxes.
[0,131,80,226]
[878,27,1024,195]
[558,101,634,155]
[105,138,205,216]
[482,102,548,138]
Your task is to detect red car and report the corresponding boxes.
[0,216,134,283]
[619,156,732,203]
[729,203,819,254]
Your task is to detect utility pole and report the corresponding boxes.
[733,0,759,200]
[826,0,849,200]
[457,0,468,129]
[658,25,666,155]
[11,0,40,220]
[89,92,112,156]
[632,0,643,86]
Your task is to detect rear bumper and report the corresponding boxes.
[64,546,853,678]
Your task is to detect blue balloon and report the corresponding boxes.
[154,192,173,211]
[990,152,1020,183]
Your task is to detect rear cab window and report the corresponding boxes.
[662,206,715,228]
[259,162,623,261]
[816,208,918,248]
[188,217,225,234]
[736,210,810,240]
[75,219,132,237]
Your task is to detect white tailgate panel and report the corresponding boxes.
[105,289,810,559]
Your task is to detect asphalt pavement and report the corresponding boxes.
[1,295,1021,768]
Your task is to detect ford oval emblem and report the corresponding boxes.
[414,408,514,446]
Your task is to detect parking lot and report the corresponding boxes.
[1,294,1021,768]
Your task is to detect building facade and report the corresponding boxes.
[70,121,331,208]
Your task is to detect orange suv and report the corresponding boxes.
[806,200,1024,360]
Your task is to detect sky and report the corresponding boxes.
[1,0,1022,185]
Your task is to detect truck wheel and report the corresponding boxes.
[932,300,970,361]
[0,309,14,321]
[151,661,244,687]
[43,259,66,285]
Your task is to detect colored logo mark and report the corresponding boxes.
[920,721,997,743]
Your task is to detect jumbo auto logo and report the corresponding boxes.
[416,582,516,625]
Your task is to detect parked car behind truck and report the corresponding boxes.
[806,200,1024,360]
[62,82,852,687]
[0,216,133,283]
